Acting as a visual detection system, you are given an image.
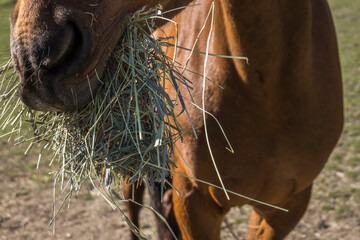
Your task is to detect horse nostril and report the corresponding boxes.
[12,15,90,83]
[40,24,75,70]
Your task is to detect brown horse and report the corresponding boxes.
[10,0,343,239]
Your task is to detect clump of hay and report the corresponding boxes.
[0,6,193,203]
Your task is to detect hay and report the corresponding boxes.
[0,6,193,202]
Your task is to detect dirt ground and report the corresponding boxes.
[1,0,360,239]
[0,140,359,240]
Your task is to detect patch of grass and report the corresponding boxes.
[321,205,335,212]
[313,193,327,201]
[349,187,360,195]
[330,153,343,163]
[70,209,86,219]
[352,139,360,152]
[347,125,360,137]
[328,191,349,200]
[79,192,93,201]
[349,156,360,167]
[0,0,12,63]
[6,145,31,158]
[232,217,246,224]
[14,189,30,197]
[325,162,341,171]
[0,143,52,183]
[346,171,360,180]
[30,174,52,185]
[336,205,352,218]
[24,161,38,171]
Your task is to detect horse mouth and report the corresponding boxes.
[17,70,101,112]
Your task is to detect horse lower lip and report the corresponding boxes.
[19,82,61,112]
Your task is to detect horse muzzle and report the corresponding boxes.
[10,4,95,112]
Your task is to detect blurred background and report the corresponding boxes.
[0,0,359,239]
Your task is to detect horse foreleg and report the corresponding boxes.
[148,183,180,240]
[123,183,145,240]
[124,181,180,240]
[172,175,229,240]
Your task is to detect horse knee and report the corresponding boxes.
[172,184,228,240]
